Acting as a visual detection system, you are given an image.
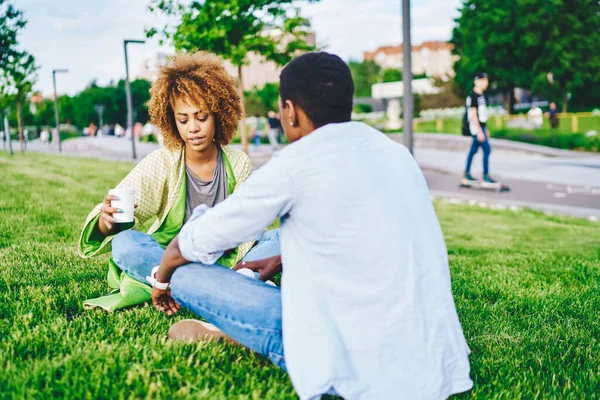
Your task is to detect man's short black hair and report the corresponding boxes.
[279,52,354,128]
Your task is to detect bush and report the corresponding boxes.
[353,104,373,113]
[492,128,598,152]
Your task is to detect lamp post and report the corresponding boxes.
[52,68,69,152]
[124,39,145,160]
[4,109,12,156]
[402,0,414,155]
[94,104,105,133]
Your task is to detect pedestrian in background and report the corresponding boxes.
[547,102,559,130]
[527,105,543,129]
[266,110,281,151]
[462,72,499,187]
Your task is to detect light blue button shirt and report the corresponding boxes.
[179,122,473,399]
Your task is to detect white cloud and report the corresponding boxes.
[16,0,462,96]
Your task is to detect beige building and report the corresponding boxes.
[364,41,457,78]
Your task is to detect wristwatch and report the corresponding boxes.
[146,266,170,290]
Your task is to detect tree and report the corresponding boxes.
[0,0,25,71]
[382,68,402,83]
[452,0,600,114]
[451,0,533,113]
[348,59,381,98]
[530,0,600,112]
[1,50,38,152]
[148,0,319,153]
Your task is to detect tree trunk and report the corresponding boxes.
[16,100,24,153]
[562,93,569,113]
[237,64,248,154]
[503,87,515,114]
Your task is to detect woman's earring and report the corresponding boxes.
[290,121,294,126]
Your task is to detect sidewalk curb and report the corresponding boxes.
[388,133,599,159]
[430,189,600,221]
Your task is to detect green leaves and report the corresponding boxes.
[147,0,318,67]
[451,0,600,112]
[0,0,26,72]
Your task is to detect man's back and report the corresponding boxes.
[274,121,472,399]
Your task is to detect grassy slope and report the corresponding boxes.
[0,151,599,399]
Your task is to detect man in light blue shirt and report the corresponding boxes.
[150,52,473,399]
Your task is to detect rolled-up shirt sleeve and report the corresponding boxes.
[178,156,293,264]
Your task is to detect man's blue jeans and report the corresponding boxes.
[111,229,286,369]
[465,129,491,175]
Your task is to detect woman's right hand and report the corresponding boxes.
[98,194,121,235]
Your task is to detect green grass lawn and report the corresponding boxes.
[1,151,599,399]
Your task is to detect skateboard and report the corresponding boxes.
[460,179,510,192]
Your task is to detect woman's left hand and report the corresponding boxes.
[152,287,180,316]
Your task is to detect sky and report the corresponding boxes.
[16,0,463,96]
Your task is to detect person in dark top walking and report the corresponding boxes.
[266,110,281,150]
[462,72,499,187]
[547,101,560,129]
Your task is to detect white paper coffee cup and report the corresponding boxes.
[108,188,135,223]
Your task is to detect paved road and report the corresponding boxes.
[9,137,600,219]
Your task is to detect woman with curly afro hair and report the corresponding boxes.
[78,52,281,312]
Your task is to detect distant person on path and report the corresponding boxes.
[40,129,50,145]
[547,101,560,129]
[528,105,543,129]
[249,113,264,146]
[266,110,281,150]
[78,52,281,311]
[88,123,97,137]
[462,72,499,187]
[114,123,124,137]
[151,52,473,399]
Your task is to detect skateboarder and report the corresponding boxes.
[461,72,499,188]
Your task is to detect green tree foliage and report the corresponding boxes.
[451,0,531,112]
[148,0,319,152]
[530,0,600,112]
[25,79,151,130]
[452,0,600,113]
[244,83,279,116]
[3,51,38,151]
[382,68,402,83]
[0,0,25,71]
[348,59,381,98]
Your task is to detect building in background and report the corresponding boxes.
[364,41,457,78]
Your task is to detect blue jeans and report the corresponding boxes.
[111,228,285,369]
[465,129,491,175]
[111,228,281,287]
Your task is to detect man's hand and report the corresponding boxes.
[477,131,486,143]
[233,255,282,282]
[152,287,180,316]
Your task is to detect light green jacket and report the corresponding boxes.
[78,145,253,311]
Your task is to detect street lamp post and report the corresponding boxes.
[53,68,69,152]
[94,104,105,132]
[4,109,12,156]
[124,39,145,160]
[402,0,414,155]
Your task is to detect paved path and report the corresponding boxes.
[8,136,600,219]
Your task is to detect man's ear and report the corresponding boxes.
[286,100,297,127]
